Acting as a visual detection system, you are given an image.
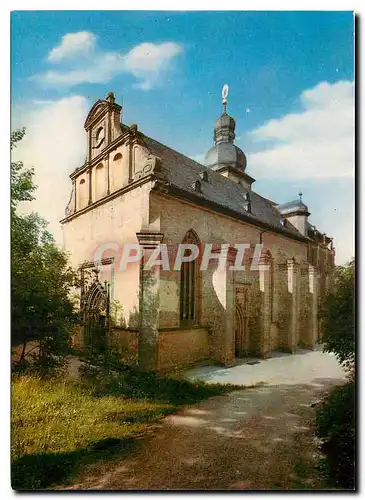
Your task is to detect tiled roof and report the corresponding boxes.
[141,134,308,241]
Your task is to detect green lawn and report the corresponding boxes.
[12,371,239,490]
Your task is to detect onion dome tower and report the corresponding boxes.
[204,84,255,190]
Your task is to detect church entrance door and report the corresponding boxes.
[235,285,250,357]
[80,267,110,356]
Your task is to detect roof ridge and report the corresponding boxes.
[133,127,308,242]
[142,133,208,169]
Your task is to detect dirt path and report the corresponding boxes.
[66,376,343,491]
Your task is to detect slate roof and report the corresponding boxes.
[277,199,310,216]
[140,133,309,242]
[307,222,329,244]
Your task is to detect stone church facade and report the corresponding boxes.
[61,92,335,371]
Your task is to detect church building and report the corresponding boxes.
[61,91,335,372]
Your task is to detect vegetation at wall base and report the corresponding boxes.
[315,380,355,490]
[316,258,355,490]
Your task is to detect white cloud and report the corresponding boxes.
[48,31,97,62]
[249,80,354,180]
[12,96,88,245]
[36,32,183,90]
[188,80,354,264]
[124,42,182,89]
[247,80,355,265]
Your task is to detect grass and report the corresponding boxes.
[12,370,240,490]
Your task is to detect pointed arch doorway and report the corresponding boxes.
[80,266,111,355]
[235,285,250,357]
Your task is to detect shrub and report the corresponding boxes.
[316,258,356,489]
[315,381,355,490]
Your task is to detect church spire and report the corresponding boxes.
[205,85,250,180]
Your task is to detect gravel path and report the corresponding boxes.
[67,349,346,491]
[183,345,345,387]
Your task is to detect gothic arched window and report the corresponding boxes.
[180,230,200,325]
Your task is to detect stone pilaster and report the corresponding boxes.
[298,262,311,348]
[223,246,237,365]
[105,154,110,195]
[71,180,76,213]
[208,245,237,366]
[136,231,164,372]
[308,264,319,348]
[88,167,92,205]
[287,258,299,352]
[258,252,272,357]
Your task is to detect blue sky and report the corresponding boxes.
[11,11,354,263]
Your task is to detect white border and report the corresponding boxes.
[3,4,360,499]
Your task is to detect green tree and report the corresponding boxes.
[11,129,77,376]
[323,258,355,369]
[316,258,356,489]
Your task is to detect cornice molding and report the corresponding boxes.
[284,210,311,218]
[136,231,164,249]
[213,164,256,185]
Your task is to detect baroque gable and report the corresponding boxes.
[84,92,123,163]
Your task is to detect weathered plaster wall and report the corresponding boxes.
[63,181,153,327]
[286,214,308,236]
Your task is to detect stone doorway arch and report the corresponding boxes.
[235,285,250,357]
[81,267,110,355]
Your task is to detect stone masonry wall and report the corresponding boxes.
[157,328,209,371]
[152,193,311,361]
[110,328,138,366]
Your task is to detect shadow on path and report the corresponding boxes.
[64,377,344,491]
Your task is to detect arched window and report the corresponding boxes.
[180,229,200,325]
[94,162,105,200]
[78,177,87,210]
[113,153,123,161]
[110,152,123,192]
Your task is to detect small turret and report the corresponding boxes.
[277,192,310,237]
